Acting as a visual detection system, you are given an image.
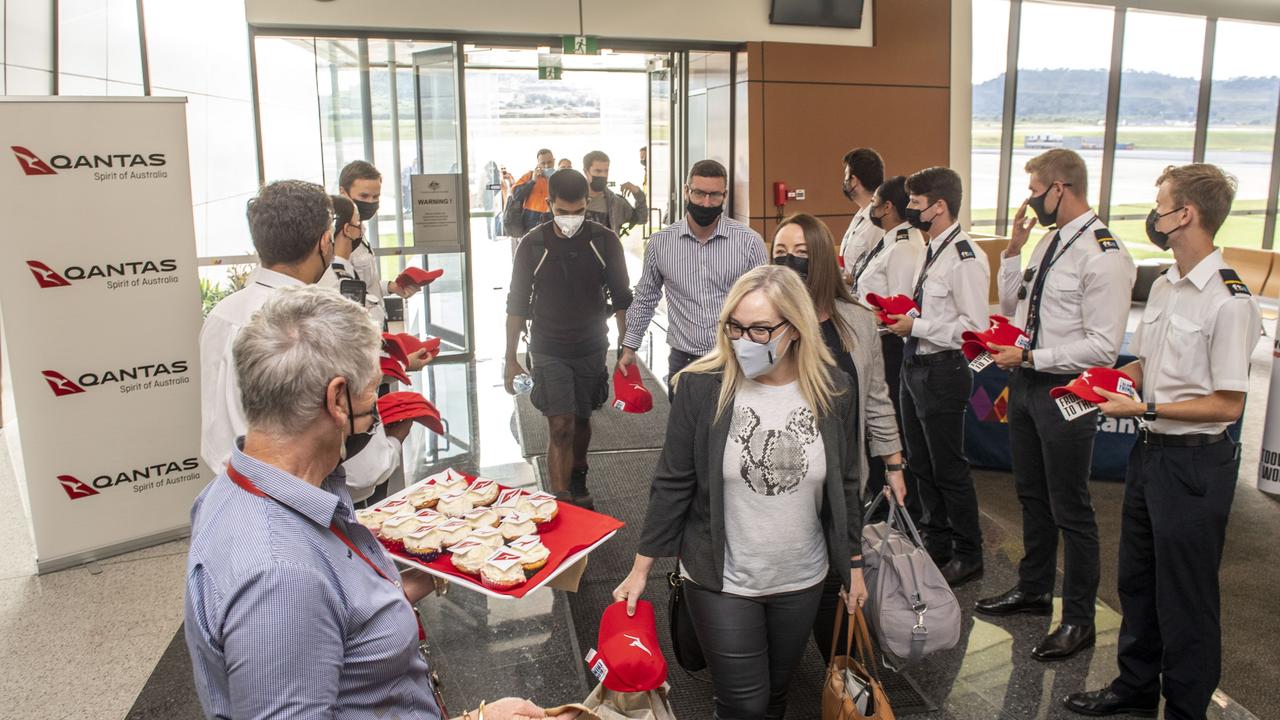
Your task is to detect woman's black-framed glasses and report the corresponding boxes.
[725,319,789,344]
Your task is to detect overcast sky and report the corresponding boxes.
[971,0,1280,84]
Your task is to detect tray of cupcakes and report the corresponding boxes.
[358,468,624,599]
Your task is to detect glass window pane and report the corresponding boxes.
[57,0,142,89]
[315,38,369,193]
[1205,19,1280,250]
[143,0,250,99]
[1108,10,1206,259]
[255,37,324,186]
[970,0,1009,230]
[1008,1,1114,221]
[7,0,55,72]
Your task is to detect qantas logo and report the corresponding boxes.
[11,145,166,175]
[41,371,85,397]
[624,634,653,656]
[12,146,57,175]
[57,475,100,500]
[26,261,70,288]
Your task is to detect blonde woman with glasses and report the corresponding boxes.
[613,265,866,720]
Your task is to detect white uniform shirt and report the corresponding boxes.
[1131,249,1261,435]
[199,266,402,491]
[840,205,885,274]
[854,221,926,302]
[997,212,1136,374]
[351,242,388,327]
[908,223,990,354]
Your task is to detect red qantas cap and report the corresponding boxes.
[396,267,444,287]
[1050,367,1138,404]
[612,364,653,414]
[381,334,410,366]
[380,355,411,385]
[586,600,667,693]
[864,293,920,326]
[395,333,442,358]
[377,392,444,434]
[961,315,1031,361]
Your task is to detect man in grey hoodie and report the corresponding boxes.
[583,150,647,237]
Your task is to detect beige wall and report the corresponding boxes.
[244,0,875,47]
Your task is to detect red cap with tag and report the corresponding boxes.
[384,333,442,361]
[864,293,920,326]
[377,391,445,434]
[380,355,411,385]
[381,334,410,366]
[396,267,444,288]
[961,315,1031,361]
[1050,367,1138,404]
[586,600,667,693]
[612,364,653,414]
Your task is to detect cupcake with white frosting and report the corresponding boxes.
[468,525,505,550]
[499,511,537,541]
[437,490,474,518]
[377,514,422,552]
[524,491,559,524]
[508,534,551,572]
[480,547,528,591]
[403,526,443,562]
[435,518,473,548]
[464,507,500,529]
[447,538,491,576]
[466,479,500,507]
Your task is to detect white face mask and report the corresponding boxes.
[732,327,790,380]
[554,214,585,237]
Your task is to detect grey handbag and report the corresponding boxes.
[860,493,961,667]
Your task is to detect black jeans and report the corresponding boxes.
[1007,369,1100,624]
[685,578,825,720]
[864,333,922,522]
[667,347,703,401]
[1111,438,1238,720]
[900,351,983,563]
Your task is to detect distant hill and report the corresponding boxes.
[973,69,1280,125]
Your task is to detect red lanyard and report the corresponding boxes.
[226,464,425,641]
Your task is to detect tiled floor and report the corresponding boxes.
[0,226,1276,718]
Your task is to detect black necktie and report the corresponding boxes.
[1025,231,1061,347]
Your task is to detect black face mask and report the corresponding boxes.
[341,384,379,461]
[1027,185,1062,228]
[686,201,724,227]
[905,205,934,231]
[315,239,332,284]
[590,176,608,192]
[841,180,856,201]
[353,199,379,221]
[868,207,886,229]
[773,253,809,280]
[1145,207,1184,251]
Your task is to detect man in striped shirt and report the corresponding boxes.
[619,159,767,397]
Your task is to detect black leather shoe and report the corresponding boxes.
[1062,688,1157,717]
[940,557,984,587]
[974,587,1053,616]
[1033,623,1095,660]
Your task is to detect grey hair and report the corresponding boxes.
[233,285,381,435]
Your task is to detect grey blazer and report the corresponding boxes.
[832,299,903,480]
[636,370,863,593]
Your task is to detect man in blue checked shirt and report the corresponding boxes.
[184,286,564,720]
[618,159,767,399]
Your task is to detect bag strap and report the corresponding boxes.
[851,607,886,688]
[826,603,857,670]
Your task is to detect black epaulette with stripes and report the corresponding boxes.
[954,239,976,260]
[1095,227,1119,252]
[1220,268,1251,297]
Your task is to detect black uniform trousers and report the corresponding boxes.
[900,350,983,563]
[1007,369,1100,625]
[863,333,923,522]
[667,347,703,401]
[1111,436,1238,720]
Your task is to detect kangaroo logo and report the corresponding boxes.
[42,370,85,397]
[11,146,57,176]
[57,475,99,500]
[623,634,653,656]
[26,261,71,288]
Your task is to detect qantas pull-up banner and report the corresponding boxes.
[0,98,206,573]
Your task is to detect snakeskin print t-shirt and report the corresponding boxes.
[720,378,828,596]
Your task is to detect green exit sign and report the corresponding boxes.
[538,65,563,80]
[562,35,599,55]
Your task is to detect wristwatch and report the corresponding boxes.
[1143,402,1158,422]
[1020,348,1034,369]
[850,557,865,569]
[885,462,905,472]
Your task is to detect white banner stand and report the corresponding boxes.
[0,97,206,573]
[1259,320,1280,495]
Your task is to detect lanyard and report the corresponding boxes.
[1032,215,1097,287]
[912,225,963,301]
[225,464,425,642]
[852,236,886,286]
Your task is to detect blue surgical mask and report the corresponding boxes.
[732,328,790,380]
[542,167,555,179]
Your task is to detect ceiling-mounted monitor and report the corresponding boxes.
[770,0,866,29]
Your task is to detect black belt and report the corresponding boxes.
[1013,368,1075,384]
[905,349,962,367]
[1139,428,1229,447]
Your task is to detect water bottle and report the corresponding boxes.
[513,373,534,395]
